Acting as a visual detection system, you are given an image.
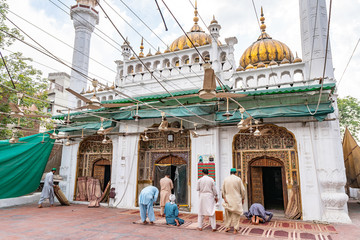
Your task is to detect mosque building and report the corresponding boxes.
[51,0,351,223]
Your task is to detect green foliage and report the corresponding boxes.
[0,0,49,140]
[338,96,360,141]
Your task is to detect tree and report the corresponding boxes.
[0,0,49,140]
[338,96,360,142]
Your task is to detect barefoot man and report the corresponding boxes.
[222,168,246,234]
[38,168,56,208]
[197,169,218,232]
[160,172,173,217]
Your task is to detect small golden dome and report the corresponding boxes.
[293,52,302,63]
[174,46,180,51]
[257,62,265,68]
[110,82,115,90]
[130,54,136,60]
[104,84,110,90]
[183,44,190,49]
[146,49,152,57]
[164,47,170,53]
[86,87,91,93]
[210,15,218,24]
[155,47,161,55]
[246,63,254,70]
[280,58,290,64]
[169,1,212,52]
[80,88,85,94]
[239,7,294,69]
[269,59,277,66]
[98,86,104,92]
[236,65,244,71]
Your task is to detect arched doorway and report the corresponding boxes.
[74,135,113,199]
[233,124,302,218]
[154,155,187,205]
[249,157,287,210]
[136,128,191,209]
[93,158,111,191]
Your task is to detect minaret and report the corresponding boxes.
[208,15,221,72]
[69,0,99,108]
[299,0,334,82]
[119,37,131,86]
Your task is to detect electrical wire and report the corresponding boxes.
[97,1,220,124]
[8,9,116,75]
[337,38,360,87]
[0,50,16,89]
[307,0,333,116]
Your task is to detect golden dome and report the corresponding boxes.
[146,49,152,57]
[155,47,161,55]
[239,7,294,69]
[169,0,212,52]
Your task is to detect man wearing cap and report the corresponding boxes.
[222,168,246,234]
[38,168,57,208]
[197,168,218,232]
[164,194,184,226]
[159,173,173,217]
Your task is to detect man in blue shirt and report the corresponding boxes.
[138,185,159,224]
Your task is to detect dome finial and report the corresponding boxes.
[260,6,266,32]
[139,37,144,58]
[193,0,199,24]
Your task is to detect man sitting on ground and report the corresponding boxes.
[164,194,184,226]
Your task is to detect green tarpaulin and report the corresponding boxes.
[0,133,54,199]
[215,103,334,122]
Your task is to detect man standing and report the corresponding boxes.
[222,168,246,234]
[160,173,173,217]
[197,169,218,232]
[38,168,56,208]
[138,185,159,224]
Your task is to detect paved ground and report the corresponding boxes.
[0,200,359,240]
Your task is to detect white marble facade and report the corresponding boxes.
[57,0,351,223]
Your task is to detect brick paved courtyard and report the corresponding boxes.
[0,200,359,240]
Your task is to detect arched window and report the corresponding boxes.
[101,96,106,102]
[294,70,304,82]
[108,95,113,100]
[182,55,190,65]
[153,60,160,69]
[220,52,226,62]
[127,65,134,74]
[192,53,200,64]
[172,57,180,67]
[77,100,81,108]
[135,63,143,73]
[202,51,210,62]
[163,59,170,68]
[145,62,151,70]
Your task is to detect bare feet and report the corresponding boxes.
[251,215,256,224]
[149,221,154,225]
[255,216,259,225]
[212,228,217,232]
[38,204,42,208]
[175,219,180,226]
[257,216,264,223]
[224,228,231,232]
[50,205,54,207]
[233,229,238,234]
[142,221,148,225]
[197,227,202,231]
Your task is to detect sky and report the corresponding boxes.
[5,0,360,100]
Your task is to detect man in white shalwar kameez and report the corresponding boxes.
[197,169,218,231]
[222,168,246,234]
[38,168,56,208]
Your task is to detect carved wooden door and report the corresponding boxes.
[93,165,105,189]
[251,167,264,205]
